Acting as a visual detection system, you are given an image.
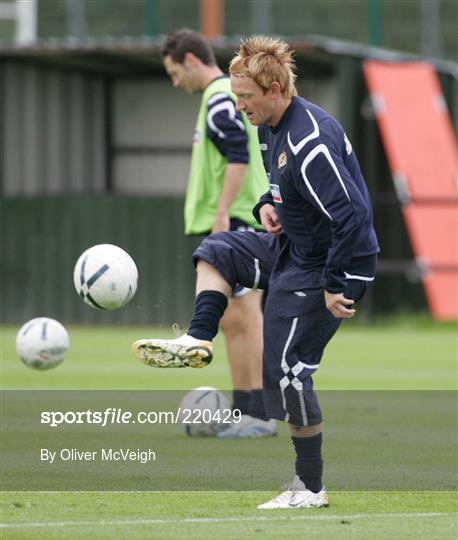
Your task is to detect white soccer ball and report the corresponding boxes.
[178,386,231,437]
[73,244,138,310]
[16,317,69,370]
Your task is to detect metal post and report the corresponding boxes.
[16,0,37,45]
[420,0,440,57]
[367,0,382,47]
[250,0,272,35]
[145,0,157,38]
[201,0,223,38]
[65,0,87,40]
[103,78,113,193]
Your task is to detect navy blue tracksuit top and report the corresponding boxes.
[253,96,380,293]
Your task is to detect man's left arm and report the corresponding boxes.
[207,96,249,232]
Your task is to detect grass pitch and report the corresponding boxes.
[1,317,457,539]
[2,491,457,540]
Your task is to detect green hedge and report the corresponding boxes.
[1,196,200,326]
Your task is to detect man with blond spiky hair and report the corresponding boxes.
[133,36,379,509]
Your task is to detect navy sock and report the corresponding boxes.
[292,433,323,493]
[232,390,250,415]
[248,389,269,421]
[188,291,228,342]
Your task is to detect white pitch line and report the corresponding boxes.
[0,512,454,529]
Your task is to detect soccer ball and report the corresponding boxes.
[16,317,69,370]
[73,244,138,310]
[178,386,231,437]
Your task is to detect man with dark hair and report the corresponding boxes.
[162,28,216,66]
[137,29,275,438]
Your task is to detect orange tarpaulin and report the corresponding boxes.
[364,61,458,320]
[403,205,457,268]
[364,61,457,201]
[423,273,458,320]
